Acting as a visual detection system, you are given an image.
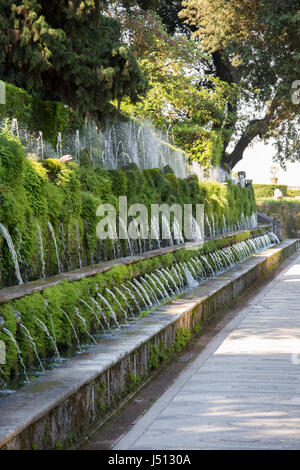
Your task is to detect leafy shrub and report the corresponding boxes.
[174,124,223,168]
[0,83,70,146]
[287,189,300,198]
[253,184,288,198]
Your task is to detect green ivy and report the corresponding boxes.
[0,123,256,289]
[0,84,70,146]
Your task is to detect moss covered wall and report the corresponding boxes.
[257,201,300,238]
[0,228,268,387]
[0,127,256,288]
[0,239,295,450]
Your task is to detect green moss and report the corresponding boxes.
[0,222,265,383]
[0,124,255,288]
[55,439,63,450]
[148,343,160,370]
[148,340,168,370]
[42,422,51,448]
[0,126,25,186]
[174,327,191,353]
[0,120,257,382]
[95,381,107,413]
[128,371,141,393]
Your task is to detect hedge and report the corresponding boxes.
[253,184,288,199]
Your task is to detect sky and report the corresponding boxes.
[233,141,300,186]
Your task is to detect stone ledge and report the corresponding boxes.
[0,225,271,304]
[0,238,295,450]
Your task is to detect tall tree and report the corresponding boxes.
[107,5,233,168]
[0,0,147,126]
[180,0,300,170]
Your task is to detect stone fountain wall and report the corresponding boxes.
[0,226,274,386]
[0,127,257,289]
[0,238,296,450]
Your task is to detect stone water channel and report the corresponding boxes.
[0,236,296,450]
[0,230,279,395]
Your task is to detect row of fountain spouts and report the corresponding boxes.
[12,117,230,182]
[0,210,258,286]
[10,118,189,178]
[0,232,279,389]
[101,119,189,178]
[10,117,250,186]
[0,220,81,286]
[205,213,258,238]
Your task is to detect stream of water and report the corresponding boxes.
[0,231,279,393]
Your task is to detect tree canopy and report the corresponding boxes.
[0,0,148,126]
[1,0,299,170]
[108,5,234,168]
[179,0,300,169]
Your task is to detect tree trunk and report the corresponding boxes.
[223,107,276,170]
[212,50,240,153]
[212,51,278,170]
[223,119,262,169]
